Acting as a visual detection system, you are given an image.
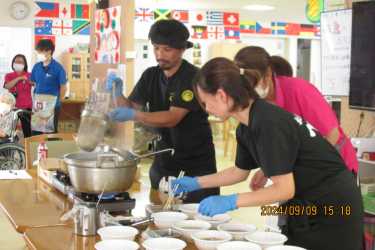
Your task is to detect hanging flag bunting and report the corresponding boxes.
[59,3,71,19]
[171,10,189,23]
[240,21,256,34]
[224,26,240,39]
[190,11,207,26]
[71,4,90,19]
[206,11,223,25]
[271,22,287,35]
[223,12,239,26]
[35,2,59,18]
[154,9,172,21]
[299,24,317,36]
[135,8,154,22]
[191,25,208,39]
[256,22,272,34]
[315,24,321,37]
[207,26,225,40]
[73,20,90,35]
[35,35,55,47]
[52,19,73,36]
[35,19,53,35]
[284,23,300,35]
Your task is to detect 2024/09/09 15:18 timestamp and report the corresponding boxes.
[260,204,352,216]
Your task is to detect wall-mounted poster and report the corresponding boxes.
[94,6,121,64]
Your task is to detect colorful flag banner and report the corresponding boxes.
[59,3,71,19]
[52,19,73,36]
[171,10,189,23]
[207,11,223,25]
[35,2,59,18]
[35,35,55,47]
[256,22,272,34]
[135,8,154,22]
[190,11,207,26]
[191,25,208,39]
[35,19,53,35]
[71,4,90,19]
[154,9,171,21]
[224,26,240,39]
[271,22,287,35]
[240,21,256,34]
[223,12,239,26]
[73,20,90,35]
[300,24,317,36]
[207,26,225,40]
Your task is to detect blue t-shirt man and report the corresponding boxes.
[31,39,67,134]
[31,59,67,107]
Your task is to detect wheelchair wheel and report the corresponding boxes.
[0,143,26,170]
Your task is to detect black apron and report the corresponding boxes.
[281,170,364,250]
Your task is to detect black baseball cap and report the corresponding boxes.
[148,19,193,49]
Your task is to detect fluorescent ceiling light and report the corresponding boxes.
[244,4,275,11]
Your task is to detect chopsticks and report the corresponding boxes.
[163,170,185,210]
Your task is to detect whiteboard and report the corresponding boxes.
[321,9,352,96]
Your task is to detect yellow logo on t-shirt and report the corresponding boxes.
[169,92,175,102]
[181,90,194,102]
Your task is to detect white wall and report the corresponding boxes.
[0,0,39,28]
[0,27,33,85]
[0,0,90,65]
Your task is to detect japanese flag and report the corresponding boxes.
[189,11,206,26]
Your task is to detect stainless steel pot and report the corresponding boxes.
[64,148,174,194]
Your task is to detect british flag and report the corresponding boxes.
[135,8,153,22]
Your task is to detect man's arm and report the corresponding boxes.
[134,106,189,128]
[60,84,67,101]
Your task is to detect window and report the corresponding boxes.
[0,27,32,87]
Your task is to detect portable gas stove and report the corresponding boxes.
[51,170,136,213]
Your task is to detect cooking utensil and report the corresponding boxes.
[64,148,174,194]
[163,171,185,210]
[76,109,108,152]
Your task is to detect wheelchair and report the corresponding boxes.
[0,109,29,170]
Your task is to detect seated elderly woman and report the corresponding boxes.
[0,89,16,138]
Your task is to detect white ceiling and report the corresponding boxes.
[136,0,312,23]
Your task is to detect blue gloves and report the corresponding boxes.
[198,194,238,217]
[172,176,201,196]
[108,107,135,122]
[106,73,123,98]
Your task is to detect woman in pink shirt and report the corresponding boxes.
[234,46,358,189]
[4,54,33,137]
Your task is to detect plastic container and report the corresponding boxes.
[37,142,48,161]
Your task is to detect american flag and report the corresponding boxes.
[206,11,223,25]
[135,8,153,22]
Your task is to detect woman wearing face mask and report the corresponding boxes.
[173,58,363,250]
[234,46,358,191]
[3,54,32,138]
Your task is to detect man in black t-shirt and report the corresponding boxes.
[107,20,218,203]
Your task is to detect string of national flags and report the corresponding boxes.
[135,8,320,40]
[33,1,91,45]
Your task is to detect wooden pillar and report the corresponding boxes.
[89,0,135,150]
